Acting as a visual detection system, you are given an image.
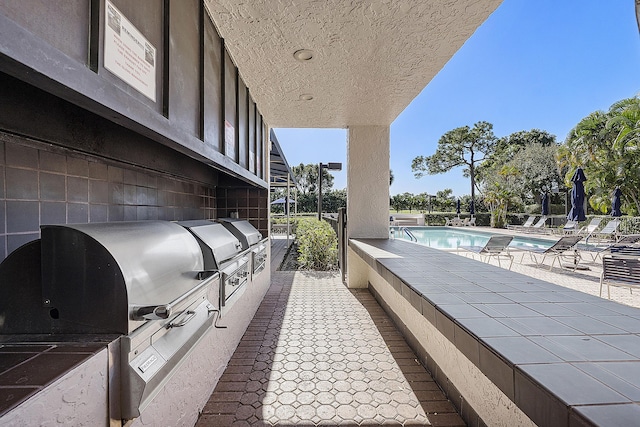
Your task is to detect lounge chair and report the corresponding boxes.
[585,219,621,243]
[444,217,452,226]
[557,220,579,235]
[465,217,476,226]
[457,235,514,269]
[526,216,551,234]
[519,235,583,271]
[581,234,640,261]
[578,217,603,236]
[600,254,640,299]
[507,216,536,231]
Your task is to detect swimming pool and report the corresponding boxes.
[390,226,552,250]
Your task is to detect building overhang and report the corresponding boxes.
[205,0,502,128]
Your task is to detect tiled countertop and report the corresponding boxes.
[0,335,117,417]
[350,238,640,427]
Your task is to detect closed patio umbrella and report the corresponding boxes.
[456,199,461,216]
[567,168,587,222]
[611,187,622,217]
[469,199,475,216]
[541,193,549,216]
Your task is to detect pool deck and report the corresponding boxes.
[424,226,640,309]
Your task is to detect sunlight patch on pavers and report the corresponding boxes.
[261,271,429,425]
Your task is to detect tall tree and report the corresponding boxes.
[478,129,557,184]
[412,121,497,209]
[291,163,335,196]
[434,189,455,212]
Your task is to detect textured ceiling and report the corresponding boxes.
[205,0,502,128]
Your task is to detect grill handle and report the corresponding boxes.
[131,272,218,321]
[167,310,197,328]
[132,304,172,320]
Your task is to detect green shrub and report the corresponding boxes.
[296,218,338,270]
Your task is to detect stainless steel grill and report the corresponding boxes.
[217,218,268,277]
[177,220,250,315]
[38,221,218,420]
[0,218,268,420]
[218,218,263,250]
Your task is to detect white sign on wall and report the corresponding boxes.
[104,1,156,101]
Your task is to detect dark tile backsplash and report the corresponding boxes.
[5,143,38,169]
[0,136,223,262]
[6,168,38,199]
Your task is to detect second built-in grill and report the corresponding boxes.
[177,220,250,315]
[218,218,268,278]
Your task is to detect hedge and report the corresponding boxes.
[296,218,338,270]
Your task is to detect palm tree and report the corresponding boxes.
[558,98,640,214]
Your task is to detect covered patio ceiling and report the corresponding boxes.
[205,0,502,128]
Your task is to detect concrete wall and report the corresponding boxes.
[364,266,534,426]
[348,240,535,426]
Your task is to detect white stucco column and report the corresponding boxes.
[346,125,389,288]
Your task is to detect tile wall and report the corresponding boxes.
[0,135,216,262]
[217,187,269,237]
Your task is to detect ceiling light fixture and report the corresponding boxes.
[293,49,314,61]
[299,94,314,101]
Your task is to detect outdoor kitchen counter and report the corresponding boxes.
[349,238,640,427]
[0,335,118,419]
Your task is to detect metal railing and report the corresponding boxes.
[321,209,347,283]
[401,227,417,242]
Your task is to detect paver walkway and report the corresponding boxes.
[196,239,464,426]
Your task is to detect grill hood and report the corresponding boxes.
[217,218,263,250]
[40,221,208,335]
[177,220,243,269]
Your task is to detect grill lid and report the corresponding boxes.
[177,220,243,269]
[217,218,262,249]
[40,221,207,334]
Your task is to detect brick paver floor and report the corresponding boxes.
[197,241,463,426]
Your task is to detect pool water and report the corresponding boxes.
[390,226,552,250]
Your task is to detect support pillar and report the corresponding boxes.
[346,125,390,288]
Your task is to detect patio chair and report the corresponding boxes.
[600,254,640,299]
[450,217,463,226]
[465,217,476,226]
[507,215,536,231]
[581,234,640,261]
[519,235,583,271]
[444,217,452,226]
[585,219,621,243]
[457,235,514,269]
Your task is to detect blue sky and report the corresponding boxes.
[274,1,640,197]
